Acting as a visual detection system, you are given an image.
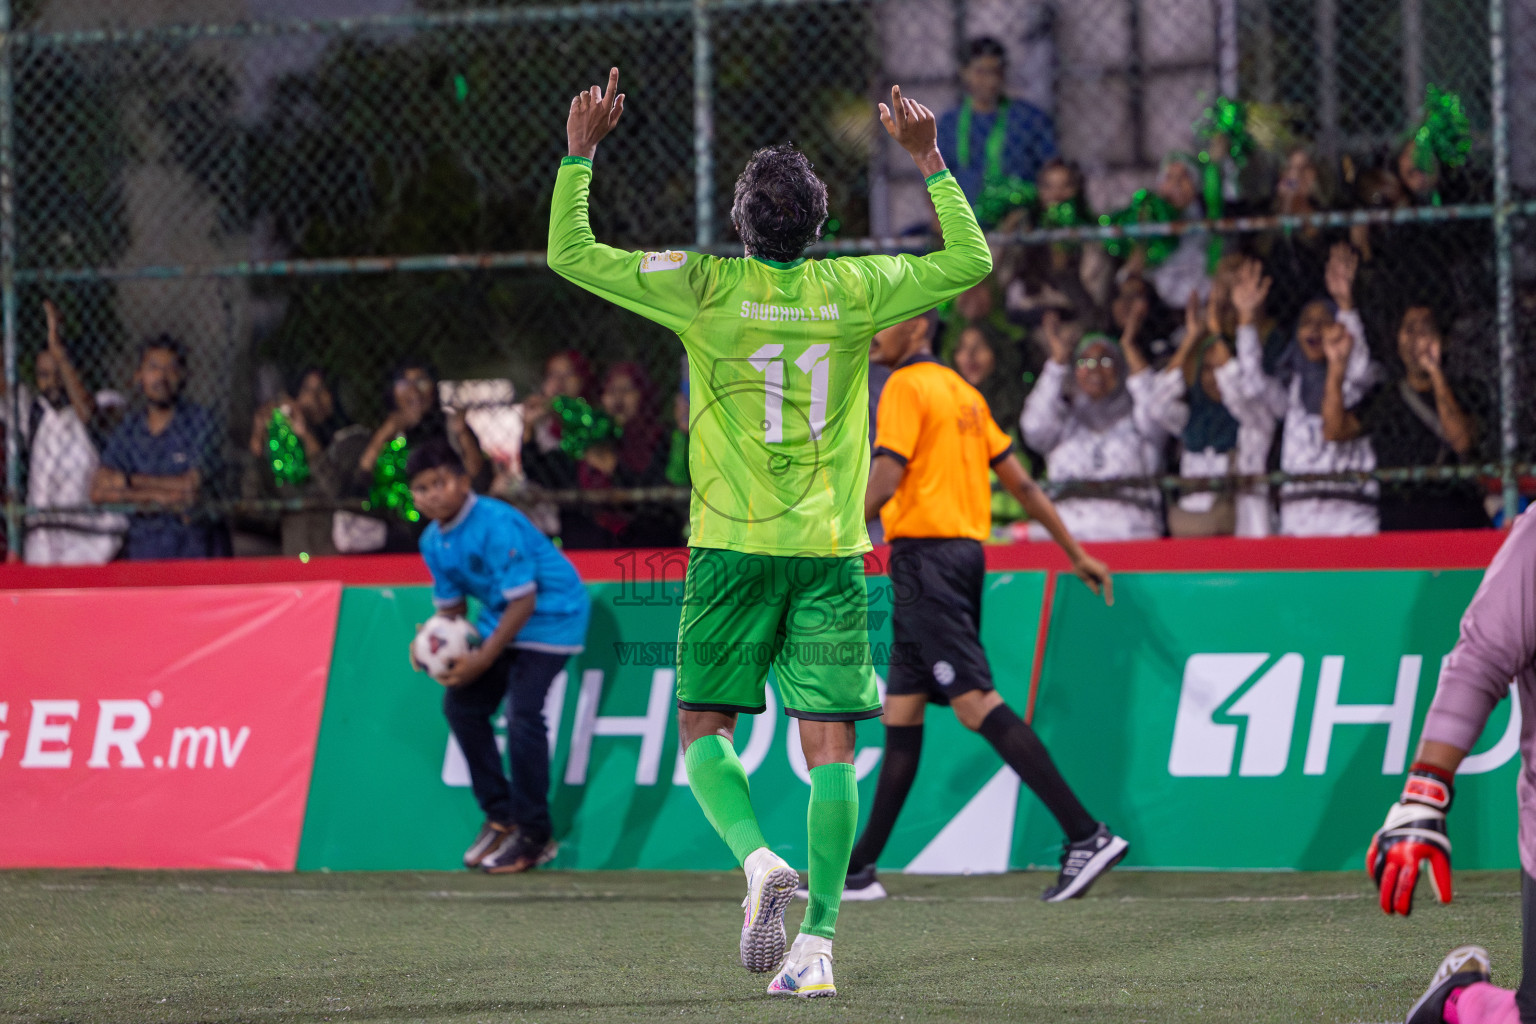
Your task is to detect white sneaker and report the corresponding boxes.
[740,848,798,973]
[768,934,836,998]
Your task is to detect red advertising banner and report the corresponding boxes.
[0,583,341,870]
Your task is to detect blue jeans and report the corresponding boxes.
[441,648,569,842]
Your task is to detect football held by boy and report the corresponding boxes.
[407,439,592,874]
[849,311,1128,901]
[550,68,991,996]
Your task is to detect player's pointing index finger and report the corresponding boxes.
[603,67,620,108]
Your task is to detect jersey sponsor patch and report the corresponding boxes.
[640,250,688,273]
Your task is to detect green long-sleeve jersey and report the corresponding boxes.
[548,155,991,556]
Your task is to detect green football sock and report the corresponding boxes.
[801,761,858,939]
[683,735,768,865]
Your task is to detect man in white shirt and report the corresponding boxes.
[22,301,123,565]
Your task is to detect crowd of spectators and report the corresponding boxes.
[0,35,1515,562]
[921,35,1504,543]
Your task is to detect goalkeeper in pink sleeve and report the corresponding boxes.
[1375,507,1536,1024]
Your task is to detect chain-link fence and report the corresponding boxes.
[1,0,1532,561]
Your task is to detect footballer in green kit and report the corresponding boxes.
[551,67,991,997]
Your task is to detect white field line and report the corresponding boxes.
[27,883,1525,903]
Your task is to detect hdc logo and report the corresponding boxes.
[1168,653,1520,778]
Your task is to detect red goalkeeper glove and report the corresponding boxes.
[1367,764,1454,916]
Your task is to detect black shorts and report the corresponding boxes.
[886,537,993,704]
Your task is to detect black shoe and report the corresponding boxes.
[1405,946,1490,1024]
[482,831,558,874]
[1041,823,1128,902]
[464,820,516,869]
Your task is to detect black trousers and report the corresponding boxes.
[441,647,569,842]
[1520,870,1536,1022]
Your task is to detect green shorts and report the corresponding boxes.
[675,547,883,721]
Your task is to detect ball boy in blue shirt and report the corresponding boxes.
[408,437,591,873]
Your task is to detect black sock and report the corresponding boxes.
[847,724,923,872]
[977,704,1098,843]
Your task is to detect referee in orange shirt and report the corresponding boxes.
[848,311,1128,902]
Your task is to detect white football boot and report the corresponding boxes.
[740,848,798,973]
[767,933,836,998]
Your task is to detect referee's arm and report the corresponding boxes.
[865,453,906,523]
[994,455,1114,606]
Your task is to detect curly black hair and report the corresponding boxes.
[730,144,828,263]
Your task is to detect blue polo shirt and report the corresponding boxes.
[420,493,591,652]
[937,98,1058,206]
[99,400,224,560]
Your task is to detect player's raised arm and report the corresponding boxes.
[853,85,992,331]
[547,66,705,335]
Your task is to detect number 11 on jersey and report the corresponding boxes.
[748,343,830,443]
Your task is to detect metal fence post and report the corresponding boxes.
[0,0,17,558]
[692,0,714,248]
[1491,0,1518,525]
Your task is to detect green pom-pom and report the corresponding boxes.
[974,176,1037,230]
[1041,196,1093,230]
[267,408,310,488]
[1100,189,1180,265]
[1193,96,1253,166]
[552,395,621,459]
[369,434,418,523]
[1414,84,1471,171]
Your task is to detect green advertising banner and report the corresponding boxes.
[298,570,1050,872]
[1016,570,1520,872]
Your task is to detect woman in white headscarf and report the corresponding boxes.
[1020,313,1186,541]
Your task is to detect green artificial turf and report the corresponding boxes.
[0,869,1522,1023]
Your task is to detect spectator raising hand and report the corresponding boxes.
[1416,326,1443,378]
[1148,272,1269,538]
[1021,314,1182,542]
[1230,259,1272,327]
[1325,242,1359,312]
[23,300,126,565]
[1321,320,1354,369]
[1171,290,1205,366]
[1042,310,1076,367]
[41,300,95,427]
[1229,253,1381,538]
[1205,336,1233,369]
[1359,304,1487,530]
